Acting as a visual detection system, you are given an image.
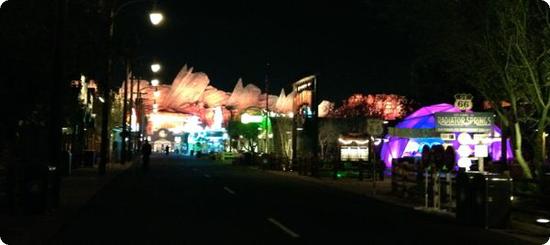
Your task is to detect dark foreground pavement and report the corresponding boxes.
[48,155,532,244]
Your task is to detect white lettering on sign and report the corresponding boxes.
[437,115,492,127]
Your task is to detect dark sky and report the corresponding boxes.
[123,0,416,103]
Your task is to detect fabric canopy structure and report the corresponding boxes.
[396,103,463,129]
[121,65,301,127]
[380,103,513,168]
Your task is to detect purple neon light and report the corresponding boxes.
[381,103,513,168]
[396,103,465,129]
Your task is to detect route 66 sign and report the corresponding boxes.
[454,93,473,111]
[366,119,384,136]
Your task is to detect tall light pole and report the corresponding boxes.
[151,65,161,115]
[120,62,130,165]
[264,63,270,154]
[122,59,161,164]
[47,0,67,208]
[99,0,163,174]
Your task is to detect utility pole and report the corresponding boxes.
[264,62,270,154]
[121,59,129,165]
[48,0,67,209]
[129,72,135,155]
[312,75,319,177]
[136,75,142,150]
[99,1,116,175]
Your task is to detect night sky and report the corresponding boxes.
[121,0,418,103]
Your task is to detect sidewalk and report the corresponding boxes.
[0,161,134,245]
[261,169,549,244]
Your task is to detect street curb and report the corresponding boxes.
[257,168,546,245]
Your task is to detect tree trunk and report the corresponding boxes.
[514,122,533,179]
[499,116,508,163]
[533,129,545,179]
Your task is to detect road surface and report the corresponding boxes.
[50,155,529,244]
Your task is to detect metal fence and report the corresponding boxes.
[391,158,457,211]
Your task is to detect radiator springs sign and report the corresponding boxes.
[435,112,494,133]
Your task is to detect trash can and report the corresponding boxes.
[456,171,512,228]
[456,171,476,225]
[472,172,512,228]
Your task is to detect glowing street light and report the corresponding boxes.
[100,1,164,174]
[149,12,164,25]
[151,79,159,87]
[151,63,161,73]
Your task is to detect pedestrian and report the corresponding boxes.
[165,145,170,156]
[141,140,152,171]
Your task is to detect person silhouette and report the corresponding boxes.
[141,140,152,171]
[165,145,170,156]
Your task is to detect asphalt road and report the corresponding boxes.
[49,155,530,244]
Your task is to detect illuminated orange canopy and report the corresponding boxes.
[120,65,296,127]
[120,66,408,127]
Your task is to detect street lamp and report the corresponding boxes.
[99,0,164,174]
[149,12,164,25]
[151,63,161,73]
[151,78,159,87]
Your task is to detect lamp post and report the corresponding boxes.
[122,60,161,164]
[264,63,270,154]
[130,76,149,151]
[152,79,160,113]
[128,60,159,152]
[99,0,163,174]
[120,61,130,165]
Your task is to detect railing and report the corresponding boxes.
[391,159,457,211]
[392,159,550,222]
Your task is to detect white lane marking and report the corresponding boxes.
[204,174,211,178]
[267,218,300,238]
[223,186,236,195]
